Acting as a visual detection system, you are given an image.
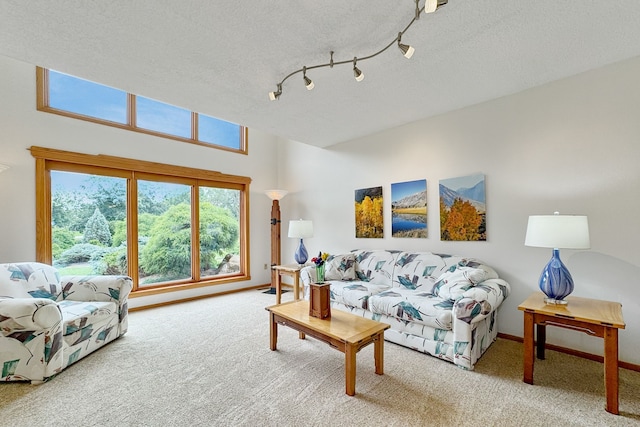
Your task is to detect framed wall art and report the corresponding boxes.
[391,179,427,238]
[355,186,383,238]
[439,174,486,241]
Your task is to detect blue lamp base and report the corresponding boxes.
[294,239,308,265]
[538,248,574,305]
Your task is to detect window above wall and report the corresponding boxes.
[36,67,247,154]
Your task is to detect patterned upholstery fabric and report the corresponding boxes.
[300,250,510,370]
[324,253,357,281]
[0,262,132,383]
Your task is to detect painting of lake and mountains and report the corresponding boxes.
[391,179,427,238]
[439,174,486,241]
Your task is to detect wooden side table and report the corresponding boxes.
[271,264,303,304]
[518,292,625,414]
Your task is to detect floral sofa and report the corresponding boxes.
[300,250,510,370]
[0,262,132,383]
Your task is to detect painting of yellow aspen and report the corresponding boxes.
[355,186,383,238]
[439,174,486,241]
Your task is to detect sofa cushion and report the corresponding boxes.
[352,250,398,285]
[324,254,357,281]
[391,252,454,290]
[0,262,62,300]
[368,288,454,330]
[59,300,118,336]
[328,280,390,310]
[432,261,498,301]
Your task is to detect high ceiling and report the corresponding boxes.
[2,1,640,148]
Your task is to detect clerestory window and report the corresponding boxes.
[36,67,247,153]
[32,146,251,297]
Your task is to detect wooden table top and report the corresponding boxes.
[518,292,625,329]
[272,264,305,272]
[266,300,389,344]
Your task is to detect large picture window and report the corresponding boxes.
[33,146,251,297]
[36,68,248,154]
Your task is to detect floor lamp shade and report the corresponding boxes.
[525,213,590,304]
[288,220,313,265]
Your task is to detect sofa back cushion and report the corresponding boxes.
[391,252,459,290]
[352,250,399,286]
[0,262,62,300]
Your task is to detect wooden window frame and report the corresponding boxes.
[36,67,248,154]
[31,146,252,298]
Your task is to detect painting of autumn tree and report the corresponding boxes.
[355,186,383,238]
[439,174,486,241]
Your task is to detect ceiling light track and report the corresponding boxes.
[268,0,448,101]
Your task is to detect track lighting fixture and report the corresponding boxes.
[353,58,364,82]
[268,83,282,101]
[397,33,415,59]
[268,0,448,100]
[302,67,314,90]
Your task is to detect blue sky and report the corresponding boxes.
[48,70,240,148]
[440,173,484,191]
[391,179,426,202]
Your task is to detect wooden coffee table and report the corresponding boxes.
[266,300,390,396]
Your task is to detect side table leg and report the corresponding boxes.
[269,313,278,351]
[536,324,546,360]
[345,344,357,396]
[604,327,619,415]
[275,273,282,305]
[523,310,535,384]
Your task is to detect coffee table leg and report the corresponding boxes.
[374,332,384,375]
[345,344,356,396]
[269,312,278,351]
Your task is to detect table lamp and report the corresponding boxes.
[288,219,313,265]
[524,212,590,305]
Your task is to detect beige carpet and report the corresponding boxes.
[1,289,639,427]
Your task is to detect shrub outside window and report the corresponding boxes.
[34,146,251,297]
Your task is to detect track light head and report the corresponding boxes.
[268,84,282,101]
[424,0,438,13]
[302,67,314,90]
[353,58,364,82]
[397,33,415,59]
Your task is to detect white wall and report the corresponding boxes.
[0,55,280,308]
[277,56,640,365]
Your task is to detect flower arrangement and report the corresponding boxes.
[311,251,329,282]
[311,251,329,266]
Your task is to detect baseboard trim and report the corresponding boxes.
[497,332,640,373]
[129,283,269,312]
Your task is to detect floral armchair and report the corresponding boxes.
[0,262,132,383]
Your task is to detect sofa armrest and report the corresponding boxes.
[299,266,316,299]
[0,298,62,332]
[300,266,316,286]
[454,279,511,324]
[59,275,133,305]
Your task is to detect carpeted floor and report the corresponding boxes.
[1,289,639,427]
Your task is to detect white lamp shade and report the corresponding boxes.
[525,214,590,249]
[265,189,288,201]
[288,220,314,239]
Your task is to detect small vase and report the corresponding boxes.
[316,264,325,283]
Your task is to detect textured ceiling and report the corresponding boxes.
[1,0,640,147]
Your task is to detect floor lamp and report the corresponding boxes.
[264,189,288,294]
